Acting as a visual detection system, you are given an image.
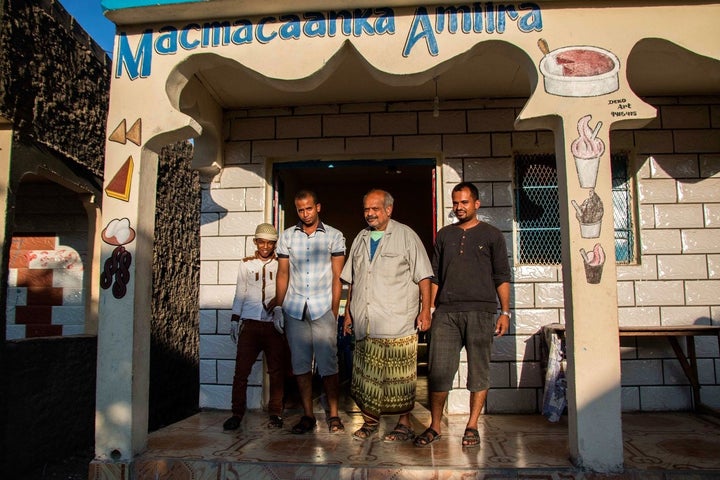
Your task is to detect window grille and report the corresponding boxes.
[515,154,561,264]
[612,153,634,264]
[514,153,635,265]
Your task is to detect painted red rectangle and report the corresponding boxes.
[26,287,64,306]
[11,235,56,250]
[26,324,62,338]
[16,268,53,287]
[14,305,53,324]
[8,251,30,268]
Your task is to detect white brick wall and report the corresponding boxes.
[197,95,720,414]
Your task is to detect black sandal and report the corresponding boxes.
[462,427,480,447]
[291,415,316,434]
[352,422,379,440]
[267,415,283,429]
[326,416,345,433]
[414,427,442,447]
[383,423,415,442]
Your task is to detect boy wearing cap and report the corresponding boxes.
[223,223,289,431]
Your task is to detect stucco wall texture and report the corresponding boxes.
[0,0,110,177]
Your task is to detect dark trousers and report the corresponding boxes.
[231,320,290,417]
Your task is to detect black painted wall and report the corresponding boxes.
[3,336,97,477]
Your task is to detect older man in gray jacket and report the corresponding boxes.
[341,189,433,442]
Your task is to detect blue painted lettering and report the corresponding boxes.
[328,10,353,37]
[115,4,543,79]
[231,20,252,44]
[518,3,542,32]
[179,24,200,49]
[279,15,302,40]
[486,2,495,33]
[497,5,519,33]
[256,17,278,43]
[353,9,376,36]
[436,6,472,34]
[304,12,327,37]
[155,26,178,54]
[403,7,438,57]
[116,30,153,79]
[375,8,395,34]
[202,21,231,47]
[473,3,484,32]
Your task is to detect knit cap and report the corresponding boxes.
[254,223,278,241]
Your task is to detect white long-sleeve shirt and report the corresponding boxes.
[231,254,278,321]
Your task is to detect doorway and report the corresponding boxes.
[273,158,437,253]
[273,158,437,409]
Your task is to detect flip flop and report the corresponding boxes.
[291,415,316,434]
[462,427,480,447]
[326,416,345,433]
[383,423,415,442]
[414,427,442,447]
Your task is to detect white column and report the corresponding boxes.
[554,121,623,471]
[94,145,158,460]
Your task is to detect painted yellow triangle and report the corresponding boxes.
[126,118,142,146]
[109,119,127,144]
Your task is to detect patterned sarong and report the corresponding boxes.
[350,334,417,418]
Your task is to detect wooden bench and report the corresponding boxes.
[542,323,720,416]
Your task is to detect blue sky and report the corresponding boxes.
[59,0,116,56]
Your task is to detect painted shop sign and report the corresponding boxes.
[116,3,543,79]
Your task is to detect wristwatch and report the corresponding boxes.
[500,311,512,318]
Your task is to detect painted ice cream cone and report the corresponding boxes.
[571,115,605,188]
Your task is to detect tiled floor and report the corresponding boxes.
[89,401,720,479]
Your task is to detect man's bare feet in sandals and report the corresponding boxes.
[413,427,442,447]
[327,416,345,433]
[353,422,379,440]
[462,427,480,447]
[383,423,415,442]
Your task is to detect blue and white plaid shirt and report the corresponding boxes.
[276,221,346,320]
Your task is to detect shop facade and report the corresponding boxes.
[98,0,720,472]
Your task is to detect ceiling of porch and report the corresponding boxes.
[191,38,720,110]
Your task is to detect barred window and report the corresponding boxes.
[612,153,635,264]
[514,153,635,265]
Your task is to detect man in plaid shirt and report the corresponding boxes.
[274,190,346,434]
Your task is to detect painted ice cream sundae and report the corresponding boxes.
[100,217,136,299]
[571,115,605,188]
[102,217,135,246]
[553,49,616,77]
[572,189,604,238]
[580,243,605,284]
[538,40,620,97]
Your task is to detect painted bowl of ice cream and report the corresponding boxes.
[540,46,620,97]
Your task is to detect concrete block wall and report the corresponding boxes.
[614,97,720,411]
[200,96,720,413]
